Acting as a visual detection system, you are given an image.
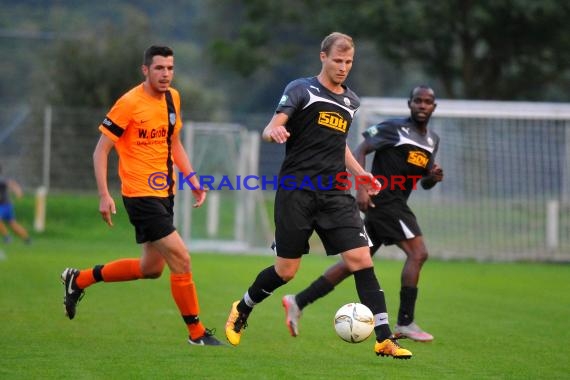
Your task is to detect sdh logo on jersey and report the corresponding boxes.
[407,150,429,168]
[317,112,348,133]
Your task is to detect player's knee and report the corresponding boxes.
[140,261,166,279]
[275,267,296,282]
[143,270,163,279]
[169,250,190,270]
[324,262,352,281]
[281,271,296,282]
[411,249,428,264]
[357,251,374,267]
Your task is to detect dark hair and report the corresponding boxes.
[409,85,435,100]
[143,45,174,66]
[320,32,354,55]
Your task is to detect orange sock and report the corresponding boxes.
[170,272,205,339]
[76,259,143,289]
[76,269,96,289]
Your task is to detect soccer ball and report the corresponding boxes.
[334,302,374,343]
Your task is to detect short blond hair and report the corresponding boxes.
[320,32,354,54]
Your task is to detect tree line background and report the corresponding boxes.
[1,0,569,123]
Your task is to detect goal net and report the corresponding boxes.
[354,98,570,261]
[175,122,273,254]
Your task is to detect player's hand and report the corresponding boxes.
[268,125,290,144]
[356,187,376,212]
[429,164,444,182]
[192,186,208,208]
[98,194,116,227]
[359,172,381,196]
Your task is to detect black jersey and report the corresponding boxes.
[362,117,440,204]
[275,76,360,192]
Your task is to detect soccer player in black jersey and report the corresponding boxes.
[225,32,412,359]
[281,85,443,342]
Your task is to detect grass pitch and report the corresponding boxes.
[0,194,568,379]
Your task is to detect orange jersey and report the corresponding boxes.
[99,84,183,197]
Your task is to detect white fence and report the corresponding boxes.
[1,101,569,261]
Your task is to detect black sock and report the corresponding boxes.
[296,275,335,310]
[398,287,418,326]
[92,265,104,282]
[238,265,287,314]
[353,267,391,341]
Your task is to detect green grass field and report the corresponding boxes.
[0,194,569,379]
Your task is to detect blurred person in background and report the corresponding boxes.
[0,164,31,244]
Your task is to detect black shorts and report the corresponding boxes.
[364,201,422,250]
[122,196,176,244]
[273,189,370,258]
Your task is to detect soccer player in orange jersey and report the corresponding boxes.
[60,45,222,346]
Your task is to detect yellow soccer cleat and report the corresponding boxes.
[374,338,413,359]
[225,301,248,346]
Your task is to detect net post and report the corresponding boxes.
[546,200,559,252]
[34,186,47,232]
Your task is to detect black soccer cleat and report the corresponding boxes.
[188,328,225,346]
[61,268,85,320]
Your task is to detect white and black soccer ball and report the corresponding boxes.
[334,302,374,343]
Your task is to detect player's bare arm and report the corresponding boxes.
[352,140,378,209]
[93,134,117,227]
[7,179,23,198]
[356,187,375,212]
[345,144,380,196]
[172,134,207,208]
[262,113,290,143]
